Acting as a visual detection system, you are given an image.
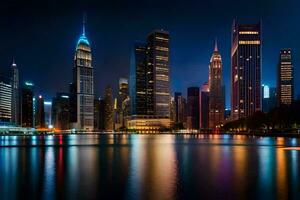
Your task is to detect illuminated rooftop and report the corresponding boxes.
[77,34,90,46]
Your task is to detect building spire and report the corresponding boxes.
[214,38,218,52]
[82,13,86,36]
[12,56,17,67]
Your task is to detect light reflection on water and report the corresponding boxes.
[0,134,299,199]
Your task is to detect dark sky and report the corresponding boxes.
[0,0,299,108]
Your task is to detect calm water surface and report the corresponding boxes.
[0,134,300,199]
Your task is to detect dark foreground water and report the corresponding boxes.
[0,134,300,200]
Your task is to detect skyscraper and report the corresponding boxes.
[44,101,52,128]
[128,30,171,132]
[52,93,70,130]
[146,30,170,118]
[117,78,129,128]
[277,49,294,105]
[0,77,12,122]
[208,40,224,129]
[104,86,114,131]
[200,83,209,129]
[35,95,45,128]
[262,85,277,113]
[187,87,200,130]
[71,17,94,131]
[231,21,262,120]
[11,59,20,125]
[21,82,34,127]
[174,92,187,128]
[130,43,147,116]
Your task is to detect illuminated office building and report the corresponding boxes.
[104,86,114,131]
[117,78,129,128]
[21,82,34,127]
[146,30,170,118]
[208,40,224,129]
[44,101,52,128]
[262,85,276,113]
[277,49,294,105]
[128,30,171,132]
[175,92,187,127]
[11,59,20,125]
[0,77,12,122]
[52,93,70,130]
[35,95,45,128]
[130,43,147,116]
[231,21,262,120]
[71,18,94,131]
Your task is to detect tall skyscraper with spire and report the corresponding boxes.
[11,58,20,125]
[208,40,224,129]
[71,16,94,131]
[231,20,262,120]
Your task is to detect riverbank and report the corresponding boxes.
[1,131,300,138]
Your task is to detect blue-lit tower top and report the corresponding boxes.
[76,15,90,47]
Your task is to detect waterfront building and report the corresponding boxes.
[200,83,209,129]
[11,59,20,125]
[231,21,262,120]
[117,78,129,129]
[128,30,171,132]
[99,98,106,131]
[174,92,187,128]
[170,97,176,124]
[52,93,70,130]
[35,95,45,128]
[71,18,94,131]
[0,77,12,122]
[208,40,224,129]
[130,43,147,116]
[104,86,114,131]
[277,49,294,105]
[187,87,200,130]
[146,30,170,118]
[262,85,277,113]
[44,101,52,128]
[21,82,34,127]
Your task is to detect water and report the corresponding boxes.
[0,134,299,199]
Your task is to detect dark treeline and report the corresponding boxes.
[223,100,300,132]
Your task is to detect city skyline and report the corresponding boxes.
[0,0,299,109]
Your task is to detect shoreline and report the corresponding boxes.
[1,131,300,138]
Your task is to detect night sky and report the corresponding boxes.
[0,0,299,108]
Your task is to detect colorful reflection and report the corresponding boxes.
[0,134,299,199]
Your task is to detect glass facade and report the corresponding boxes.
[231,21,262,120]
[130,43,147,116]
[147,30,170,118]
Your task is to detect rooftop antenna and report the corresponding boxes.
[82,12,86,36]
[214,37,218,52]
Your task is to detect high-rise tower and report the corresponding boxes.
[277,49,294,105]
[208,40,224,128]
[11,58,20,125]
[128,30,171,132]
[129,43,147,116]
[146,30,170,118]
[71,16,94,131]
[231,21,262,120]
